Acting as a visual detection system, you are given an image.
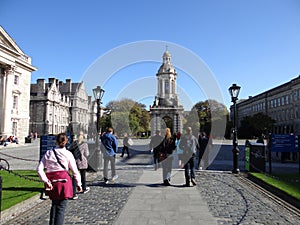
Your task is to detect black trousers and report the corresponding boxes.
[121,145,130,157]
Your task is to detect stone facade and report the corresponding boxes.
[30,78,90,136]
[232,75,300,135]
[60,79,89,136]
[0,26,37,143]
[150,50,184,135]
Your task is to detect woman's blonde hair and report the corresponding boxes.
[77,131,84,144]
[165,128,171,139]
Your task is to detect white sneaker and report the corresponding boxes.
[72,194,78,200]
[104,178,109,184]
[112,174,118,181]
[83,187,90,194]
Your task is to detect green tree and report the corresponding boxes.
[187,100,228,138]
[104,99,150,137]
[238,113,275,139]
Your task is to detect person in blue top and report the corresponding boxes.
[100,127,118,184]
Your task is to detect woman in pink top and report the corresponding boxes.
[37,133,82,225]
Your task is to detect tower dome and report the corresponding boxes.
[157,50,176,74]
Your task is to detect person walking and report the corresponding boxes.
[197,132,209,170]
[69,131,90,198]
[180,127,198,187]
[149,130,164,170]
[159,128,176,186]
[37,133,82,225]
[120,133,130,158]
[175,132,183,168]
[100,127,118,184]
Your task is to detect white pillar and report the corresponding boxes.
[0,73,6,134]
[2,67,15,136]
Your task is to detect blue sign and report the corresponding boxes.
[39,135,56,160]
[271,134,299,152]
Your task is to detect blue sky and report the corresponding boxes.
[1,0,300,109]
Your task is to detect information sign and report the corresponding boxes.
[39,135,56,160]
[271,134,299,152]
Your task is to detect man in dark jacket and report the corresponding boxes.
[197,132,209,170]
[100,127,118,184]
[149,130,163,170]
[180,127,198,187]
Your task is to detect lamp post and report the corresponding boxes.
[93,86,105,171]
[229,83,241,174]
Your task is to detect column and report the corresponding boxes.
[0,72,6,134]
[1,66,15,136]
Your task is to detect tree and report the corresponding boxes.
[104,99,150,137]
[186,100,228,138]
[238,113,275,139]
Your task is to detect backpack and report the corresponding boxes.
[69,141,82,161]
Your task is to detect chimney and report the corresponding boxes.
[37,79,45,93]
[66,79,72,93]
[48,78,56,84]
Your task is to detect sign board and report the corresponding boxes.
[39,135,56,160]
[245,142,266,172]
[245,145,250,171]
[271,134,299,152]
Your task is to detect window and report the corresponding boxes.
[165,80,170,93]
[13,96,18,109]
[14,75,19,85]
[12,122,17,136]
[294,90,298,101]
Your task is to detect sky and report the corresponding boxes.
[1,0,300,110]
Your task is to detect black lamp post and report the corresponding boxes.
[93,86,105,171]
[229,83,241,174]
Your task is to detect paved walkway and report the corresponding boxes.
[115,169,217,225]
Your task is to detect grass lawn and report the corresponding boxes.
[250,172,300,200]
[0,170,44,211]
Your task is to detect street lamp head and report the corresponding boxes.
[229,83,241,102]
[93,86,105,102]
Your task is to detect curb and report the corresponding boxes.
[0,194,46,224]
[246,173,300,210]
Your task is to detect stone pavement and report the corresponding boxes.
[2,166,300,225]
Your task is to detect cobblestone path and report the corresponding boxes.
[5,167,142,225]
[196,171,300,225]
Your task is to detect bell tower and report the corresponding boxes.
[150,50,184,134]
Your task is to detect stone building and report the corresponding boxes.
[59,79,89,136]
[30,78,90,136]
[150,50,184,134]
[0,26,37,142]
[232,75,300,135]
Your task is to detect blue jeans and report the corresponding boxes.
[49,199,67,225]
[184,156,195,184]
